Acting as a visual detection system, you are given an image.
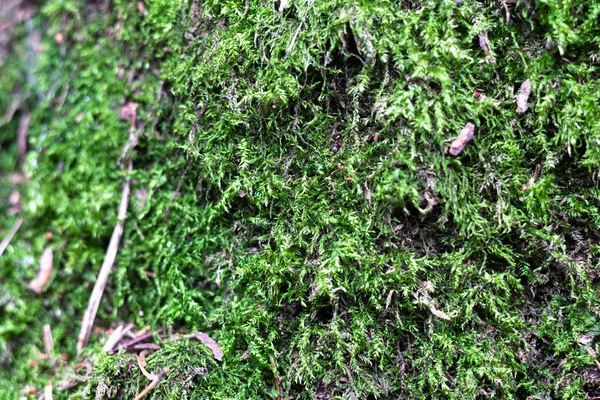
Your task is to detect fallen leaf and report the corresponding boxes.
[429,306,452,321]
[29,247,53,294]
[449,122,475,156]
[190,332,223,361]
[54,32,64,44]
[75,113,84,123]
[516,79,532,113]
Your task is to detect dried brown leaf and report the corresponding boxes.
[29,247,53,294]
[429,306,452,321]
[190,332,223,361]
[449,122,475,156]
[516,79,532,113]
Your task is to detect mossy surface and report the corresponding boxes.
[1,0,600,399]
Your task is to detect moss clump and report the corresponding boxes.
[1,0,600,399]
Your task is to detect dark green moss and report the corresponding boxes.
[1,0,600,398]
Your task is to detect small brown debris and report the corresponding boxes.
[133,365,169,400]
[478,32,496,63]
[75,112,84,123]
[478,32,490,54]
[120,102,139,128]
[428,306,452,321]
[29,247,54,294]
[103,324,135,353]
[473,88,484,99]
[8,190,21,215]
[128,343,161,352]
[579,334,595,345]
[43,324,53,356]
[54,33,64,44]
[22,385,37,396]
[516,79,532,113]
[528,163,541,188]
[137,1,147,14]
[448,122,475,156]
[188,332,223,361]
[324,51,332,66]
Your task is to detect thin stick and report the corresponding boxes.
[133,367,169,400]
[44,383,53,400]
[76,160,133,355]
[103,323,135,353]
[0,217,23,256]
[135,354,156,380]
[43,324,53,355]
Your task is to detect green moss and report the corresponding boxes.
[1,0,600,398]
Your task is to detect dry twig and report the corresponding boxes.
[77,160,132,355]
[43,324,53,356]
[0,217,23,256]
[77,116,139,355]
[133,363,170,400]
[103,323,135,353]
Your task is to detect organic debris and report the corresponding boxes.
[0,217,22,256]
[29,247,53,294]
[120,102,139,128]
[102,323,135,353]
[516,79,532,113]
[478,31,495,63]
[42,324,53,356]
[133,364,169,400]
[448,122,475,156]
[185,332,223,361]
[77,119,139,355]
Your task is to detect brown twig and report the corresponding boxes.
[103,323,135,353]
[133,366,169,400]
[128,343,161,352]
[121,328,163,349]
[77,124,138,355]
[0,217,23,256]
[43,324,53,356]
